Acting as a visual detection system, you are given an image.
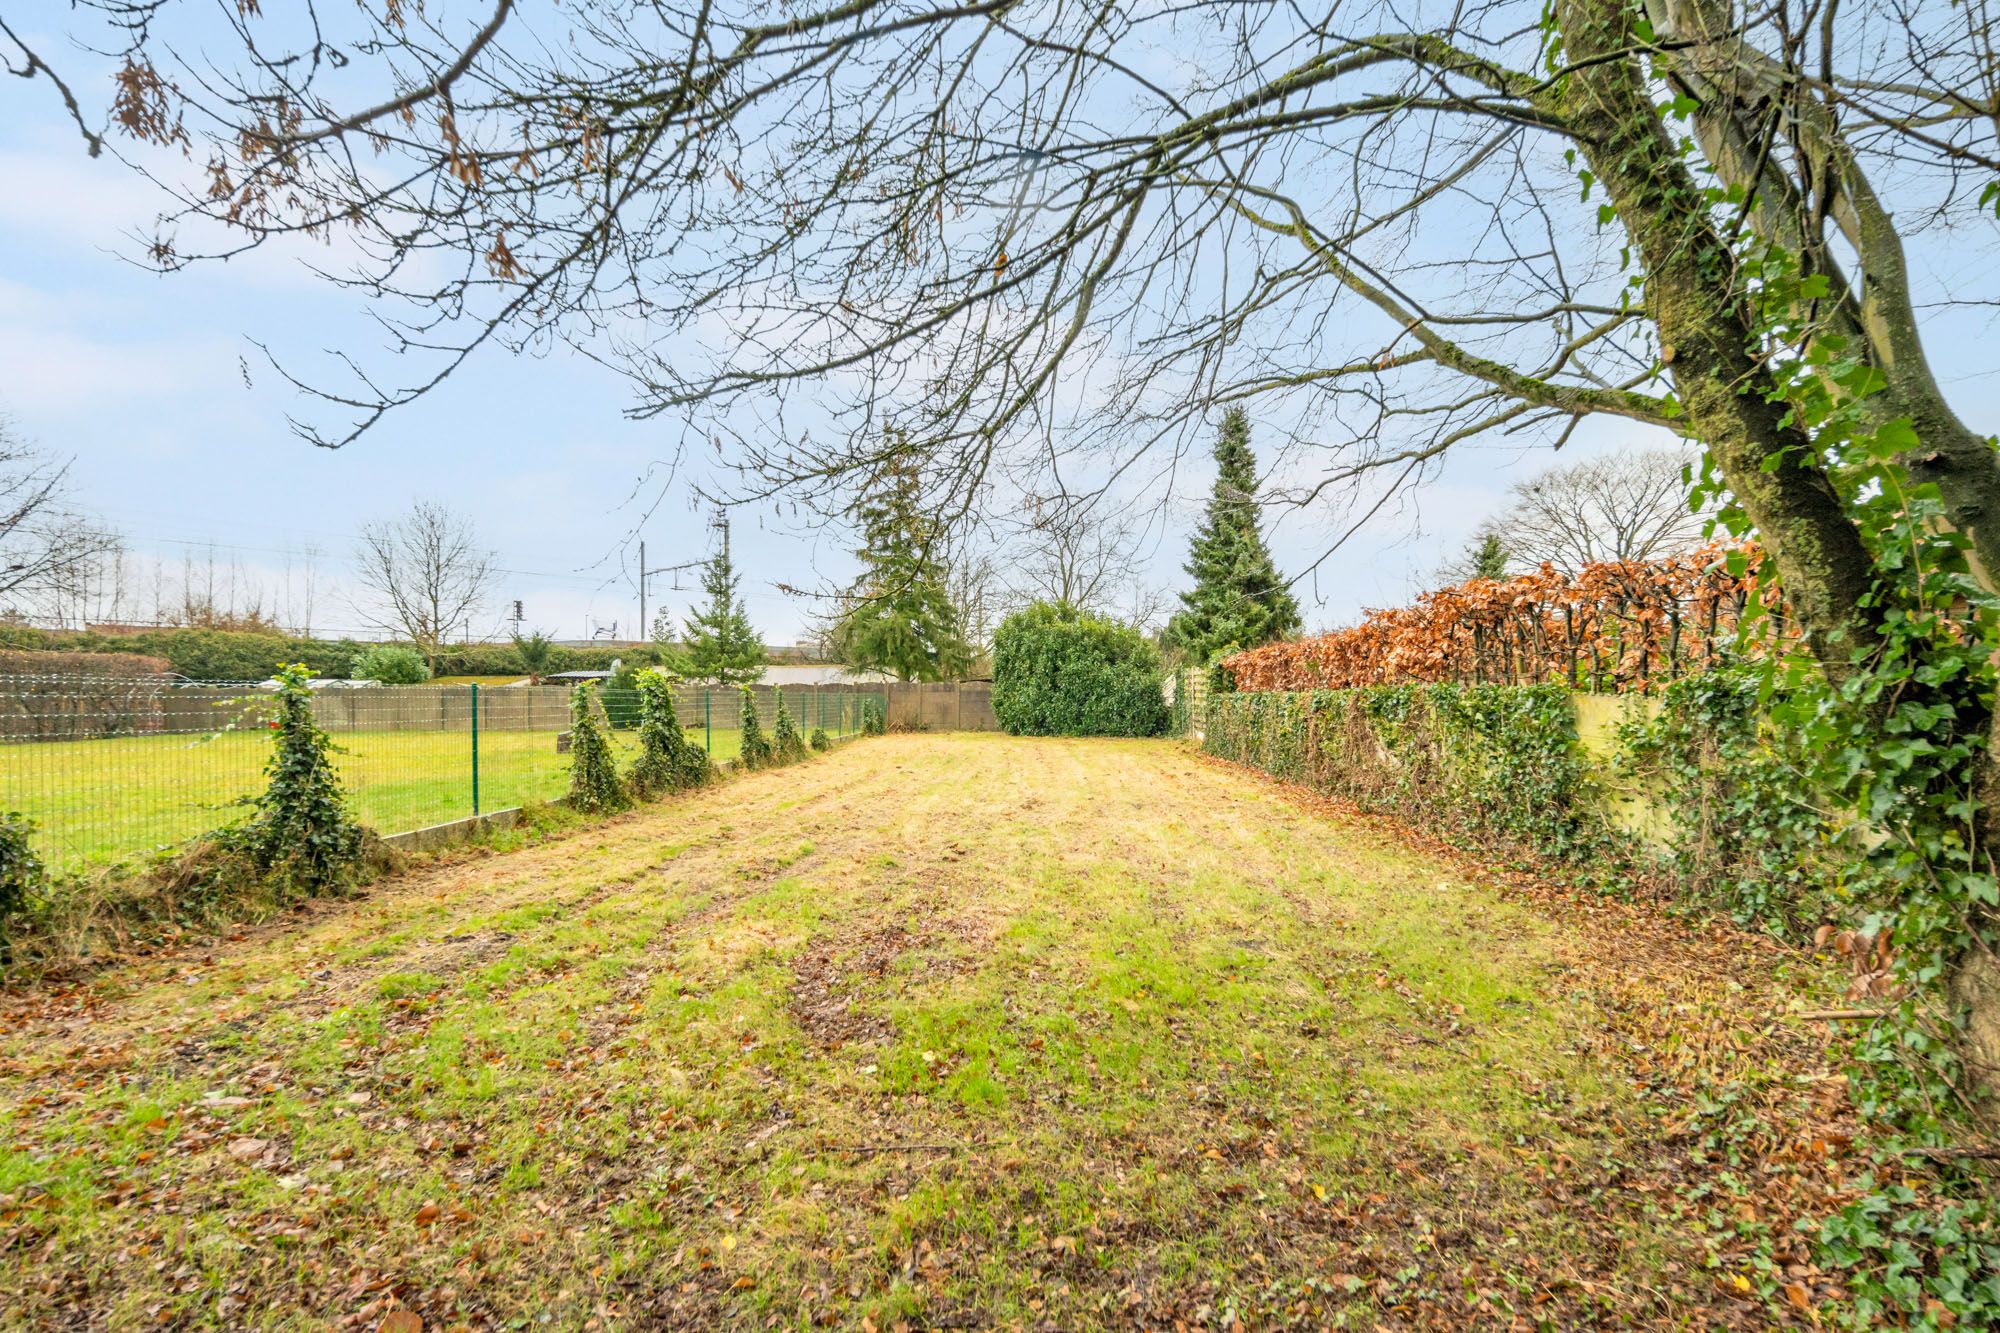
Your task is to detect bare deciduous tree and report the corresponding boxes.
[1008,498,1155,619]
[1479,449,1709,576]
[353,502,496,671]
[0,417,119,620]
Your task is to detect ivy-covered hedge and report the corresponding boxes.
[1618,667,1844,935]
[1204,683,1599,859]
[992,603,1169,737]
[1205,675,1847,939]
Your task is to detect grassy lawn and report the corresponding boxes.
[0,734,1833,1328]
[1,726,746,867]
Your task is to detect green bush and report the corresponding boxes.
[238,664,364,900]
[739,686,773,768]
[566,683,628,812]
[859,695,886,736]
[351,643,431,685]
[0,812,46,951]
[513,631,555,683]
[0,626,366,681]
[599,661,641,729]
[628,669,712,797]
[809,727,831,752]
[772,688,808,763]
[991,603,1169,737]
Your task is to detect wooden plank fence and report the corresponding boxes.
[884,682,998,731]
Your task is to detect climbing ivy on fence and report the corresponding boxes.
[628,668,711,798]
[1204,682,1600,860]
[772,688,808,764]
[238,663,364,900]
[1619,665,1843,937]
[739,686,773,768]
[567,683,628,813]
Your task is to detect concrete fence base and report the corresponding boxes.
[379,808,523,854]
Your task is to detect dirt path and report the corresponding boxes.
[0,734,1851,1329]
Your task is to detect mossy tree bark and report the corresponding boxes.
[1554,0,1999,1107]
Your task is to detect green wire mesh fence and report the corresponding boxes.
[0,676,886,871]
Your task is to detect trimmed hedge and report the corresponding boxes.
[1204,683,1598,859]
[991,603,1169,737]
[351,644,429,684]
[0,626,673,682]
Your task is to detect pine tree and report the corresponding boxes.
[1163,408,1301,665]
[1468,532,1510,581]
[666,538,765,685]
[831,449,974,681]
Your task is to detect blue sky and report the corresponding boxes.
[4,12,1997,646]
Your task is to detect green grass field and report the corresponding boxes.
[0,735,1843,1327]
[1,725,746,868]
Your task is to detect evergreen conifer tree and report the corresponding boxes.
[1163,409,1301,665]
[831,449,973,681]
[666,539,765,685]
[1468,532,1510,581]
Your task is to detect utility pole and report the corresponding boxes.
[637,519,721,646]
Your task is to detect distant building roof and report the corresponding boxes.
[760,664,895,686]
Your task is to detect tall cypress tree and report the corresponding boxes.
[1163,408,1301,665]
[664,539,765,685]
[832,449,973,681]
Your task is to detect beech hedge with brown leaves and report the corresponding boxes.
[1224,541,1778,693]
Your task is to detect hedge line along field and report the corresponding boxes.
[0,733,1850,1329]
[2,727,747,867]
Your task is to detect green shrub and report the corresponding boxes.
[859,695,886,736]
[238,664,365,900]
[567,683,628,812]
[0,812,46,951]
[809,727,831,751]
[991,602,1169,737]
[739,686,773,768]
[772,688,808,763]
[599,661,641,729]
[628,668,712,797]
[351,643,430,685]
[513,631,554,683]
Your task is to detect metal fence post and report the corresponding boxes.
[470,683,480,815]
